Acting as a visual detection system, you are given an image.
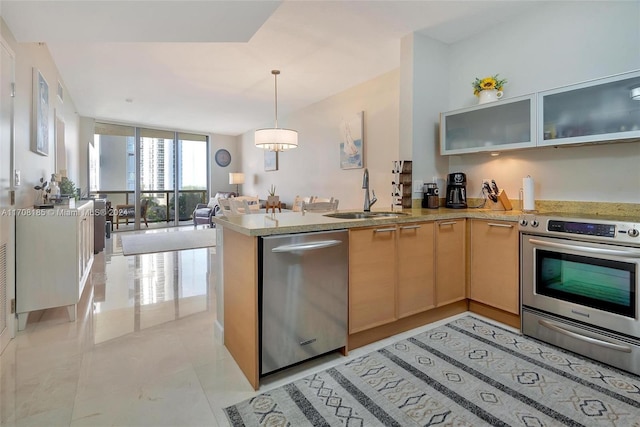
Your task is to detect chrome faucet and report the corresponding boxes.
[362,168,377,211]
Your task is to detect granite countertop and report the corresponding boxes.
[212,207,523,237]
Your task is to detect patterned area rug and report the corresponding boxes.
[225,316,640,426]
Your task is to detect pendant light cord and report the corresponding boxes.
[272,70,280,128]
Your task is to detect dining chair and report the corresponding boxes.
[228,199,247,215]
[312,196,334,203]
[301,199,339,213]
[217,198,235,216]
[242,199,261,214]
[292,195,314,212]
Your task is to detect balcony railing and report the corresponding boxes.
[90,189,207,223]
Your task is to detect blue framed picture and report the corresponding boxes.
[340,111,364,169]
[33,68,49,156]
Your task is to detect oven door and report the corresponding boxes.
[521,234,640,337]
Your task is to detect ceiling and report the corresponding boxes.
[2,0,543,136]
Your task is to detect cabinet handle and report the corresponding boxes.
[399,225,421,230]
[487,222,513,228]
[438,221,457,226]
[374,227,396,233]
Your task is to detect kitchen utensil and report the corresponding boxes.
[483,182,498,202]
[491,179,500,194]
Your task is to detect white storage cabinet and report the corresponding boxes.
[538,70,640,147]
[16,200,94,330]
[440,94,536,155]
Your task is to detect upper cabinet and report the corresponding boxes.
[440,70,640,155]
[440,94,536,155]
[538,70,640,147]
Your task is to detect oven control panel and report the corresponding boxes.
[547,220,616,238]
[519,214,640,246]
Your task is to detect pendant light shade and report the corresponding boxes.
[255,70,298,151]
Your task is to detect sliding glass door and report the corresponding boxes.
[176,133,208,224]
[92,123,209,230]
[139,128,175,225]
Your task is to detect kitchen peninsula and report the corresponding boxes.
[213,208,522,389]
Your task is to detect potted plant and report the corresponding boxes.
[267,185,279,206]
[472,74,507,104]
[59,177,77,200]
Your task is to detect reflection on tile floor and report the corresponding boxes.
[0,227,478,426]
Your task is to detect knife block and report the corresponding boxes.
[489,190,513,211]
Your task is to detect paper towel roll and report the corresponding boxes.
[523,176,535,211]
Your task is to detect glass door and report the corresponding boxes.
[139,128,175,226]
[176,132,208,226]
[93,123,209,230]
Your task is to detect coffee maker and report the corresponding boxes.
[445,172,467,209]
[422,183,439,209]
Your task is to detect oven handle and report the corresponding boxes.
[528,238,640,258]
[538,319,632,353]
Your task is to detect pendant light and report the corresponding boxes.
[255,70,298,151]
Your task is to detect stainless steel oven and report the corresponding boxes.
[520,213,640,375]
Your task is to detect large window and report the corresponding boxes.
[91,123,209,228]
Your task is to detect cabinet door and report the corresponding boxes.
[397,222,435,318]
[435,219,466,306]
[538,70,640,147]
[469,220,519,314]
[440,94,536,155]
[349,226,396,334]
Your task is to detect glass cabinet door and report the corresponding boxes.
[440,94,536,155]
[538,70,640,147]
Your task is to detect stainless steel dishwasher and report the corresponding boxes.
[260,229,348,375]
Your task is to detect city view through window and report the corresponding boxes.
[90,124,208,227]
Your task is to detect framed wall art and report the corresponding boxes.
[264,150,278,171]
[32,68,49,156]
[340,111,364,169]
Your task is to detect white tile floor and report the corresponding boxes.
[0,227,504,426]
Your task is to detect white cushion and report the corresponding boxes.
[207,197,218,208]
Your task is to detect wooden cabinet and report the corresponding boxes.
[435,219,466,306]
[440,94,536,155]
[349,225,397,334]
[349,221,435,333]
[469,219,519,314]
[16,201,95,330]
[397,222,435,318]
[538,70,640,147]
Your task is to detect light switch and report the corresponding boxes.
[14,170,20,186]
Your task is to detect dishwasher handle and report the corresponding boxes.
[271,240,343,253]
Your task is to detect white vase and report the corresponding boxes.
[478,89,503,104]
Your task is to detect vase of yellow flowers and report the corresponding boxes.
[472,74,507,104]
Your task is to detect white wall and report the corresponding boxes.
[401,33,450,195]
[439,1,640,202]
[267,1,640,207]
[210,133,241,195]
[1,21,81,208]
[239,70,400,210]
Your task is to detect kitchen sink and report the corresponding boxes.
[324,211,408,219]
